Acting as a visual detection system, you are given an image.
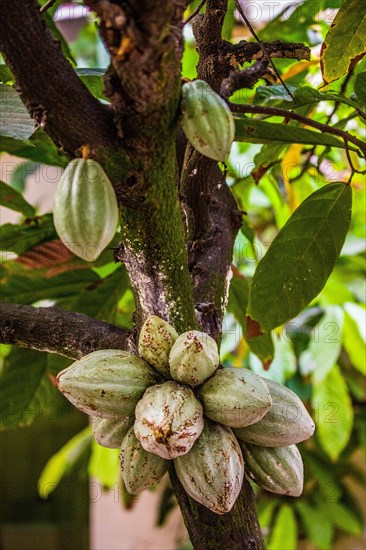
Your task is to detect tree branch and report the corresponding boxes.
[0,0,117,157]
[220,59,271,99]
[229,103,366,156]
[0,302,133,360]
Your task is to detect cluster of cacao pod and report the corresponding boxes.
[53,158,119,262]
[57,316,315,514]
[181,79,235,162]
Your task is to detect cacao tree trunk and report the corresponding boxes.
[0,1,265,547]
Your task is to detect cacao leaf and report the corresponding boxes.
[0,130,68,167]
[88,441,120,489]
[0,84,35,140]
[0,348,54,429]
[0,214,57,254]
[268,505,297,550]
[312,365,354,460]
[296,501,334,550]
[321,0,366,84]
[0,180,35,217]
[234,115,355,150]
[1,266,100,304]
[354,71,366,102]
[247,183,352,332]
[342,303,366,375]
[68,266,129,323]
[319,501,363,536]
[0,65,13,83]
[38,427,92,498]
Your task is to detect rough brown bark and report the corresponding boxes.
[0,302,133,359]
[0,0,117,157]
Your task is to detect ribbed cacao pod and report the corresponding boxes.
[181,80,235,162]
[53,158,119,262]
[92,416,134,449]
[57,349,159,418]
[234,379,315,447]
[120,427,168,494]
[169,330,219,387]
[134,381,204,459]
[198,368,272,428]
[174,420,244,514]
[239,441,304,497]
[138,316,178,377]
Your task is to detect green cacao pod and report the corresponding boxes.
[53,158,119,262]
[174,420,244,514]
[239,441,303,497]
[92,415,134,449]
[169,330,219,387]
[138,316,178,377]
[134,381,204,459]
[57,349,159,418]
[234,379,315,447]
[181,80,235,162]
[120,427,168,494]
[198,368,272,428]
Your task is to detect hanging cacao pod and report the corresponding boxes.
[120,427,168,494]
[169,330,219,387]
[92,415,134,449]
[234,379,315,447]
[53,158,119,261]
[134,381,204,459]
[57,349,159,418]
[174,420,244,514]
[181,80,235,162]
[239,441,304,497]
[138,316,178,377]
[198,368,272,428]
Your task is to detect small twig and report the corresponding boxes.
[234,0,296,102]
[229,102,366,157]
[39,0,59,14]
[184,0,207,25]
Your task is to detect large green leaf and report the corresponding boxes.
[75,68,106,99]
[0,65,13,83]
[247,183,352,331]
[0,180,35,217]
[88,440,120,489]
[234,115,350,150]
[296,501,334,550]
[0,84,35,140]
[38,427,92,498]
[0,348,54,429]
[0,130,68,167]
[267,505,297,550]
[299,305,344,383]
[312,365,354,460]
[67,266,129,323]
[1,267,100,305]
[0,214,57,254]
[321,0,366,84]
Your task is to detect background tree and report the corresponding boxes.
[0,1,365,549]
